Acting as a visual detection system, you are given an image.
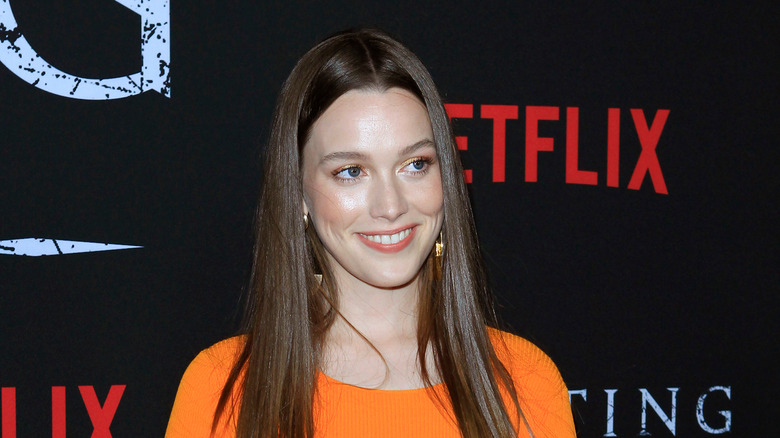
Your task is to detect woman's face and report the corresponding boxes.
[301,88,444,290]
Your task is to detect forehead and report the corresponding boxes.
[305,88,433,157]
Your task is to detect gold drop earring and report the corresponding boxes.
[435,231,443,257]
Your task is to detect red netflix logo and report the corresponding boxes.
[444,104,670,194]
[2,385,125,438]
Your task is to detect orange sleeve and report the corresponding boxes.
[164,337,242,438]
[491,330,577,438]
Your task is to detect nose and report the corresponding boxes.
[368,175,408,221]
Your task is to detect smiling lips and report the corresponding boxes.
[358,227,416,253]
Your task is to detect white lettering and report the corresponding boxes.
[639,387,678,436]
[568,389,587,404]
[0,0,170,99]
[696,386,731,434]
[604,389,618,437]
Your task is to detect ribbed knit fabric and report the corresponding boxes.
[165,330,575,437]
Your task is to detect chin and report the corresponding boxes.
[364,269,421,290]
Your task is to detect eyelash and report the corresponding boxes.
[333,165,365,182]
[401,156,434,175]
[331,156,435,182]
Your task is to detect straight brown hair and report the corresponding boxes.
[213,29,530,438]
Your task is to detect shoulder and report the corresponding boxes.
[176,336,245,395]
[165,336,245,438]
[488,328,559,373]
[487,328,576,438]
[188,336,245,376]
[487,327,566,395]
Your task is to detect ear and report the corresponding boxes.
[302,197,309,217]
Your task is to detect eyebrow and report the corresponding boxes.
[399,139,436,157]
[319,139,436,164]
[320,150,368,163]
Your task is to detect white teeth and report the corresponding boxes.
[361,228,412,244]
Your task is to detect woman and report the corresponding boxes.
[166,29,575,438]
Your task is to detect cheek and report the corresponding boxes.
[411,177,444,216]
[307,184,367,228]
[331,190,364,213]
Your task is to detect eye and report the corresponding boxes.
[334,165,363,180]
[401,157,433,174]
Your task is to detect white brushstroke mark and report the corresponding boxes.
[0,238,142,256]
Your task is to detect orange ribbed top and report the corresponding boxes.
[165,330,575,437]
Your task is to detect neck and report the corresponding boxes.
[320,269,438,389]
[329,272,420,341]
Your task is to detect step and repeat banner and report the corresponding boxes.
[1,1,776,436]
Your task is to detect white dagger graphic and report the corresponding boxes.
[0,238,142,256]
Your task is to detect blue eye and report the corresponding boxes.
[411,160,426,171]
[335,166,363,180]
[402,157,432,173]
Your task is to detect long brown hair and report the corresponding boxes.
[214,29,528,438]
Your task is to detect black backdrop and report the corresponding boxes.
[1,1,777,436]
